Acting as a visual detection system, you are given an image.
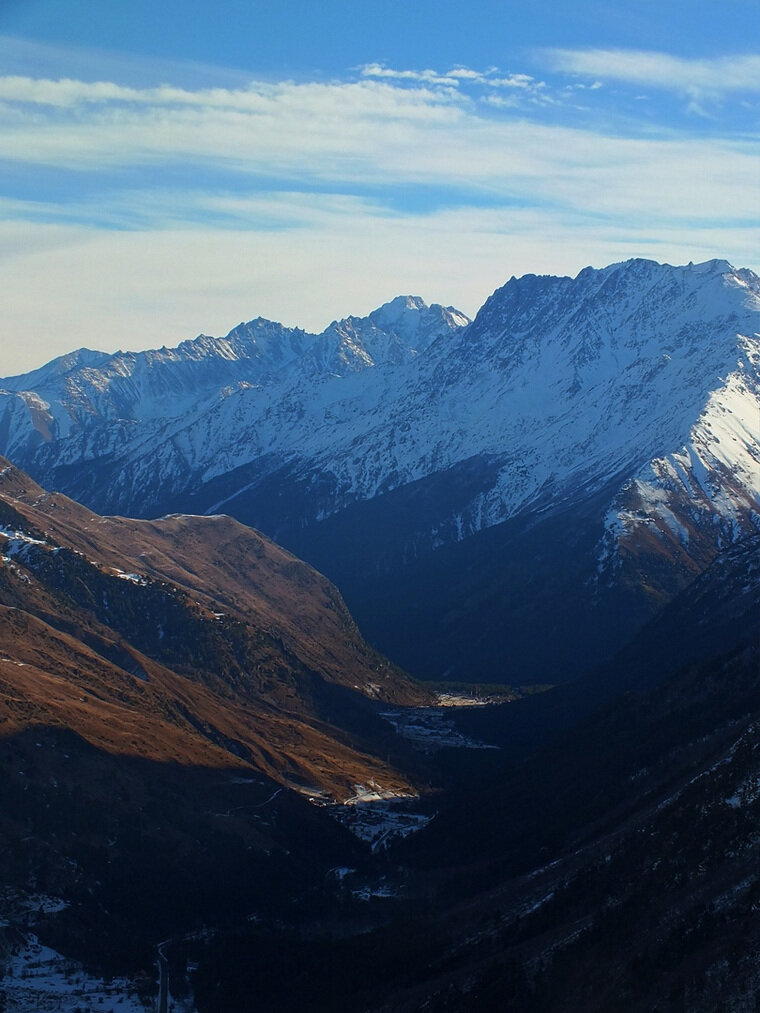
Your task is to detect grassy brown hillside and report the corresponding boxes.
[0,456,430,800]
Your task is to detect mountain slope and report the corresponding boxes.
[0,458,467,1000]
[0,458,429,798]
[0,295,468,494]
[186,532,760,1012]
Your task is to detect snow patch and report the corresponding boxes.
[381,707,499,751]
[1,933,150,1012]
[332,795,435,853]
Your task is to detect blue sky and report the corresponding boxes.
[1,0,758,374]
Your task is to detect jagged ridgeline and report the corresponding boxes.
[1,259,758,687]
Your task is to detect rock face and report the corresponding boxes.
[1,258,758,682]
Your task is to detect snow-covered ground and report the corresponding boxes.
[328,704,499,847]
[380,706,499,751]
[0,892,200,1013]
[331,797,435,853]
[435,692,501,707]
[0,933,149,1012]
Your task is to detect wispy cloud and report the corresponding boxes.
[360,62,548,96]
[2,47,758,374]
[0,71,756,226]
[0,32,252,90]
[0,73,465,113]
[544,48,760,101]
[358,64,461,87]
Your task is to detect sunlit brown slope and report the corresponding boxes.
[0,458,429,800]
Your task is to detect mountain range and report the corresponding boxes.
[1,257,758,684]
[1,256,759,1010]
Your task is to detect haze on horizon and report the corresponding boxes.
[1,0,758,376]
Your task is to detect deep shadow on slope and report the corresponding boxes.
[187,629,760,1011]
[388,640,760,1013]
[52,450,658,689]
[0,726,367,978]
[183,461,714,689]
[446,532,760,776]
[211,465,663,687]
[187,534,760,1011]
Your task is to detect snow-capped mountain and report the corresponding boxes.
[0,295,469,503]
[1,259,758,682]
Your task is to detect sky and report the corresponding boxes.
[1,0,758,375]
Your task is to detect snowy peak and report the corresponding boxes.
[371,294,428,321]
[318,295,471,369]
[368,294,469,340]
[218,317,310,365]
[688,257,734,276]
[1,347,114,390]
[270,295,471,376]
[463,258,758,373]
